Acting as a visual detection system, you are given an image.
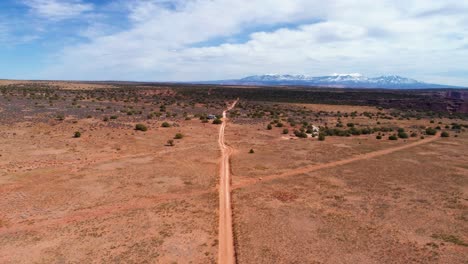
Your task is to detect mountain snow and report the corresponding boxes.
[234,73,442,88]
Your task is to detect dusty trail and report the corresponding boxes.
[233,133,440,190]
[218,100,238,264]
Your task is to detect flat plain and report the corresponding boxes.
[0,81,466,263]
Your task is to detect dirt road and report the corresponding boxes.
[233,133,440,190]
[218,100,238,264]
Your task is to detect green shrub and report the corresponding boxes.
[110,115,118,120]
[135,124,148,131]
[388,135,398,140]
[294,130,308,138]
[376,135,382,140]
[425,127,437,135]
[282,128,289,134]
[267,124,272,130]
[398,132,409,139]
[73,131,81,138]
[161,122,171,127]
[174,133,184,139]
[441,131,449,137]
[249,149,254,154]
[167,139,174,146]
[213,119,222,124]
[318,133,326,141]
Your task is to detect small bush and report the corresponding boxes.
[213,119,222,125]
[376,135,382,140]
[73,131,81,138]
[174,133,184,139]
[249,149,254,154]
[103,117,109,122]
[282,128,289,134]
[441,131,449,137]
[425,127,437,135]
[294,130,308,138]
[267,124,272,130]
[110,115,118,120]
[167,139,174,146]
[398,132,409,139]
[161,122,171,127]
[388,135,398,140]
[318,133,326,141]
[135,124,148,131]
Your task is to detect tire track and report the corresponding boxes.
[232,134,440,190]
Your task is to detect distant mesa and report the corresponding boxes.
[197,73,460,89]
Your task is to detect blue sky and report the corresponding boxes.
[1,0,468,86]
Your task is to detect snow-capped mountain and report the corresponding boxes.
[201,74,458,89]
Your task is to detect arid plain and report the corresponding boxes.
[0,81,467,263]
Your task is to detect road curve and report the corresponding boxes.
[218,100,238,264]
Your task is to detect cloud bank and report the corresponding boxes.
[10,0,468,85]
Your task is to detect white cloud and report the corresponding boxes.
[23,0,93,20]
[41,0,468,86]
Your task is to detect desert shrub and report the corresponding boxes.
[73,131,81,138]
[376,135,382,140]
[361,127,372,135]
[110,115,118,120]
[135,124,148,131]
[276,122,284,127]
[410,132,418,137]
[441,131,449,137]
[161,122,171,127]
[425,127,437,135]
[282,128,289,134]
[388,135,398,140]
[167,139,174,146]
[267,124,272,130]
[213,119,222,124]
[294,130,308,138]
[398,132,409,139]
[103,117,109,122]
[174,133,184,139]
[249,149,254,154]
[318,133,326,141]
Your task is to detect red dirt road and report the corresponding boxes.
[218,100,238,264]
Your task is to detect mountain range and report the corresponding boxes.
[197,73,459,89]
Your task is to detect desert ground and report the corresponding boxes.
[0,82,467,263]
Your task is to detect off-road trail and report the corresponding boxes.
[233,133,440,189]
[218,100,238,264]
